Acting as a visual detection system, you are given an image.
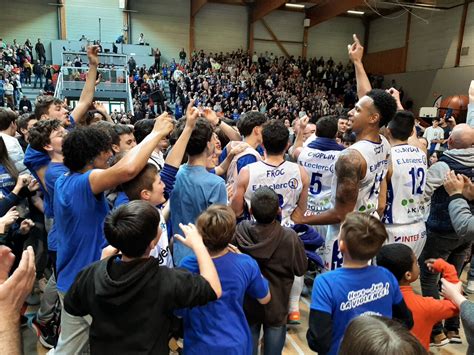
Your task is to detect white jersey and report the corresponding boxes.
[324,136,391,271]
[382,144,427,225]
[226,142,261,188]
[150,210,173,268]
[298,146,341,214]
[244,160,303,227]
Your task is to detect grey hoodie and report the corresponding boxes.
[424,148,474,204]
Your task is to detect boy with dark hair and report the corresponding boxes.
[64,200,222,355]
[134,118,169,169]
[16,113,37,152]
[382,111,428,258]
[307,212,413,355]
[111,124,136,153]
[222,110,266,187]
[176,204,270,354]
[170,116,227,264]
[234,187,307,354]
[376,243,459,349]
[53,113,174,352]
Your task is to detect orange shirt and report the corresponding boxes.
[400,259,459,350]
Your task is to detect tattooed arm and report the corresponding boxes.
[292,149,365,225]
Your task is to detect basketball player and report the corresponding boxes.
[292,34,397,271]
[293,115,344,238]
[382,110,428,258]
[231,119,309,323]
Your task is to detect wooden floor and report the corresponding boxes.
[23,279,472,355]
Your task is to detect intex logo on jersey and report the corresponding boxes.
[394,233,425,243]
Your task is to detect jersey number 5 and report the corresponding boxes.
[310,172,323,195]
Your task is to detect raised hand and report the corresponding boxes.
[87,45,100,67]
[175,223,205,250]
[153,112,174,137]
[19,219,35,235]
[348,34,364,63]
[202,107,220,126]
[0,246,36,316]
[186,100,200,130]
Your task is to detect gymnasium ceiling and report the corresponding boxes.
[207,0,470,23]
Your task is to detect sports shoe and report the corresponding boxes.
[465,280,474,294]
[287,311,300,325]
[429,332,449,347]
[28,316,59,349]
[447,330,462,344]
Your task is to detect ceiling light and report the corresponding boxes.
[286,3,305,9]
[347,10,365,15]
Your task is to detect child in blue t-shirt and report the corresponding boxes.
[307,212,414,355]
[177,205,270,355]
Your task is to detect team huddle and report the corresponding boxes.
[1,34,473,355]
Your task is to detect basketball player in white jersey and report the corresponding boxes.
[231,119,309,323]
[293,115,345,237]
[382,110,428,257]
[292,34,397,271]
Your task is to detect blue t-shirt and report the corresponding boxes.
[311,266,403,355]
[44,162,69,251]
[176,253,269,355]
[54,170,109,292]
[169,165,227,264]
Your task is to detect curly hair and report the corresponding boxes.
[62,126,112,172]
[366,89,397,128]
[28,119,62,152]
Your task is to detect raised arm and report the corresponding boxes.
[71,46,100,125]
[291,116,309,153]
[164,100,199,168]
[348,34,371,99]
[201,108,241,142]
[293,149,364,225]
[89,113,174,194]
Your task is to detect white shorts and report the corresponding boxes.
[384,221,427,258]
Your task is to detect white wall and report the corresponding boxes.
[130,0,189,64]
[308,16,365,63]
[1,0,57,61]
[385,66,474,113]
[254,10,305,57]
[66,0,123,43]
[460,2,474,67]
[368,11,408,53]
[407,7,463,71]
[195,3,248,53]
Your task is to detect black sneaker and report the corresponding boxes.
[28,316,59,349]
